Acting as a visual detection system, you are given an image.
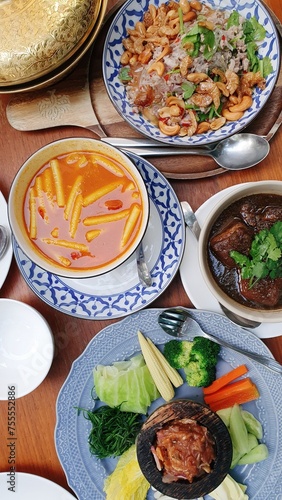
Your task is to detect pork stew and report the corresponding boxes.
[208,193,282,309]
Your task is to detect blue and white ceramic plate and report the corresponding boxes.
[13,153,185,320]
[103,0,280,146]
[55,308,282,500]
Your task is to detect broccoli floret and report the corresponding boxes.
[184,362,216,387]
[163,340,193,369]
[189,336,221,367]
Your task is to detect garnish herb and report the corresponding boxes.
[118,67,132,83]
[230,221,282,287]
[76,404,142,459]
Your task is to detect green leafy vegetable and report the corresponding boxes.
[243,16,266,43]
[93,353,160,414]
[181,81,196,100]
[230,221,282,287]
[118,67,132,83]
[260,56,273,77]
[227,11,239,28]
[76,404,142,459]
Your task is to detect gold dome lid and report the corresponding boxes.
[0,0,102,86]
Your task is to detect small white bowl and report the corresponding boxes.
[8,137,149,279]
[0,299,54,399]
[199,181,282,323]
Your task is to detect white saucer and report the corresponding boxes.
[179,184,282,339]
[0,299,54,399]
[0,472,76,499]
[0,191,13,289]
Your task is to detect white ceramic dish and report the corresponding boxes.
[0,191,13,289]
[0,472,76,499]
[12,152,185,320]
[0,299,54,399]
[179,184,282,338]
[55,308,282,500]
[103,0,280,147]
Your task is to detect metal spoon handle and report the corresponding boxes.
[120,146,214,157]
[101,137,212,151]
[182,324,282,375]
[136,242,152,287]
[181,201,201,240]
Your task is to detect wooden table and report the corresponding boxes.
[0,0,281,496]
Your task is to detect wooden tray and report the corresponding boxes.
[6,4,282,179]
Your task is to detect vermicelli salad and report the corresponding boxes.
[118,0,273,138]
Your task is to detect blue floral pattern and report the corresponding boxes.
[102,0,280,146]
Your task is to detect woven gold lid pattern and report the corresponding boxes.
[0,0,101,85]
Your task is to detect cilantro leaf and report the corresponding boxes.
[260,56,273,77]
[118,67,132,83]
[227,11,239,29]
[230,221,282,287]
[181,81,196,100]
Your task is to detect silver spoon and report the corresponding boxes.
[102,133,270,171]
[136,241,152,287]
[158,308,282,374]
[181,201,261,329]
[0,225,9,259]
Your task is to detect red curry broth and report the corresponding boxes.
[23,151,144,270]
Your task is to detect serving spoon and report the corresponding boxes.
[102,133,270,170]
[0,225,9,259]
[181,201,261,329]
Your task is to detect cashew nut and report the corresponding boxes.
[155,45,171,62]
[135,21,146,36]
[158,121,181,136]
[210,117,226,130]
[120,51,131,65]
[229,95,253,112]
[166,96,185,109]
[179,0,191,14]
[138,47,153,64]
[183,11,197,22]
[147,61,165,76]
[216,81,229,97]
[158,107,171,118]
[190,0,202,11]
[198,20,214,30]
[187,72,209,83]
[196,122,210,134]
[222,108,244,121]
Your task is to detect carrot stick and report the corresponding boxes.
[204,378,259,412]
[203,365,248,395]
[207,385,259,412]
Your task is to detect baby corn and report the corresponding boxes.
[137,330,174,401]
[147,338,183,388]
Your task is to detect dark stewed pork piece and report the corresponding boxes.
[240,200,282,231]
[209,220,253,268]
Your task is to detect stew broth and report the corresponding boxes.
[24,151,144,270]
